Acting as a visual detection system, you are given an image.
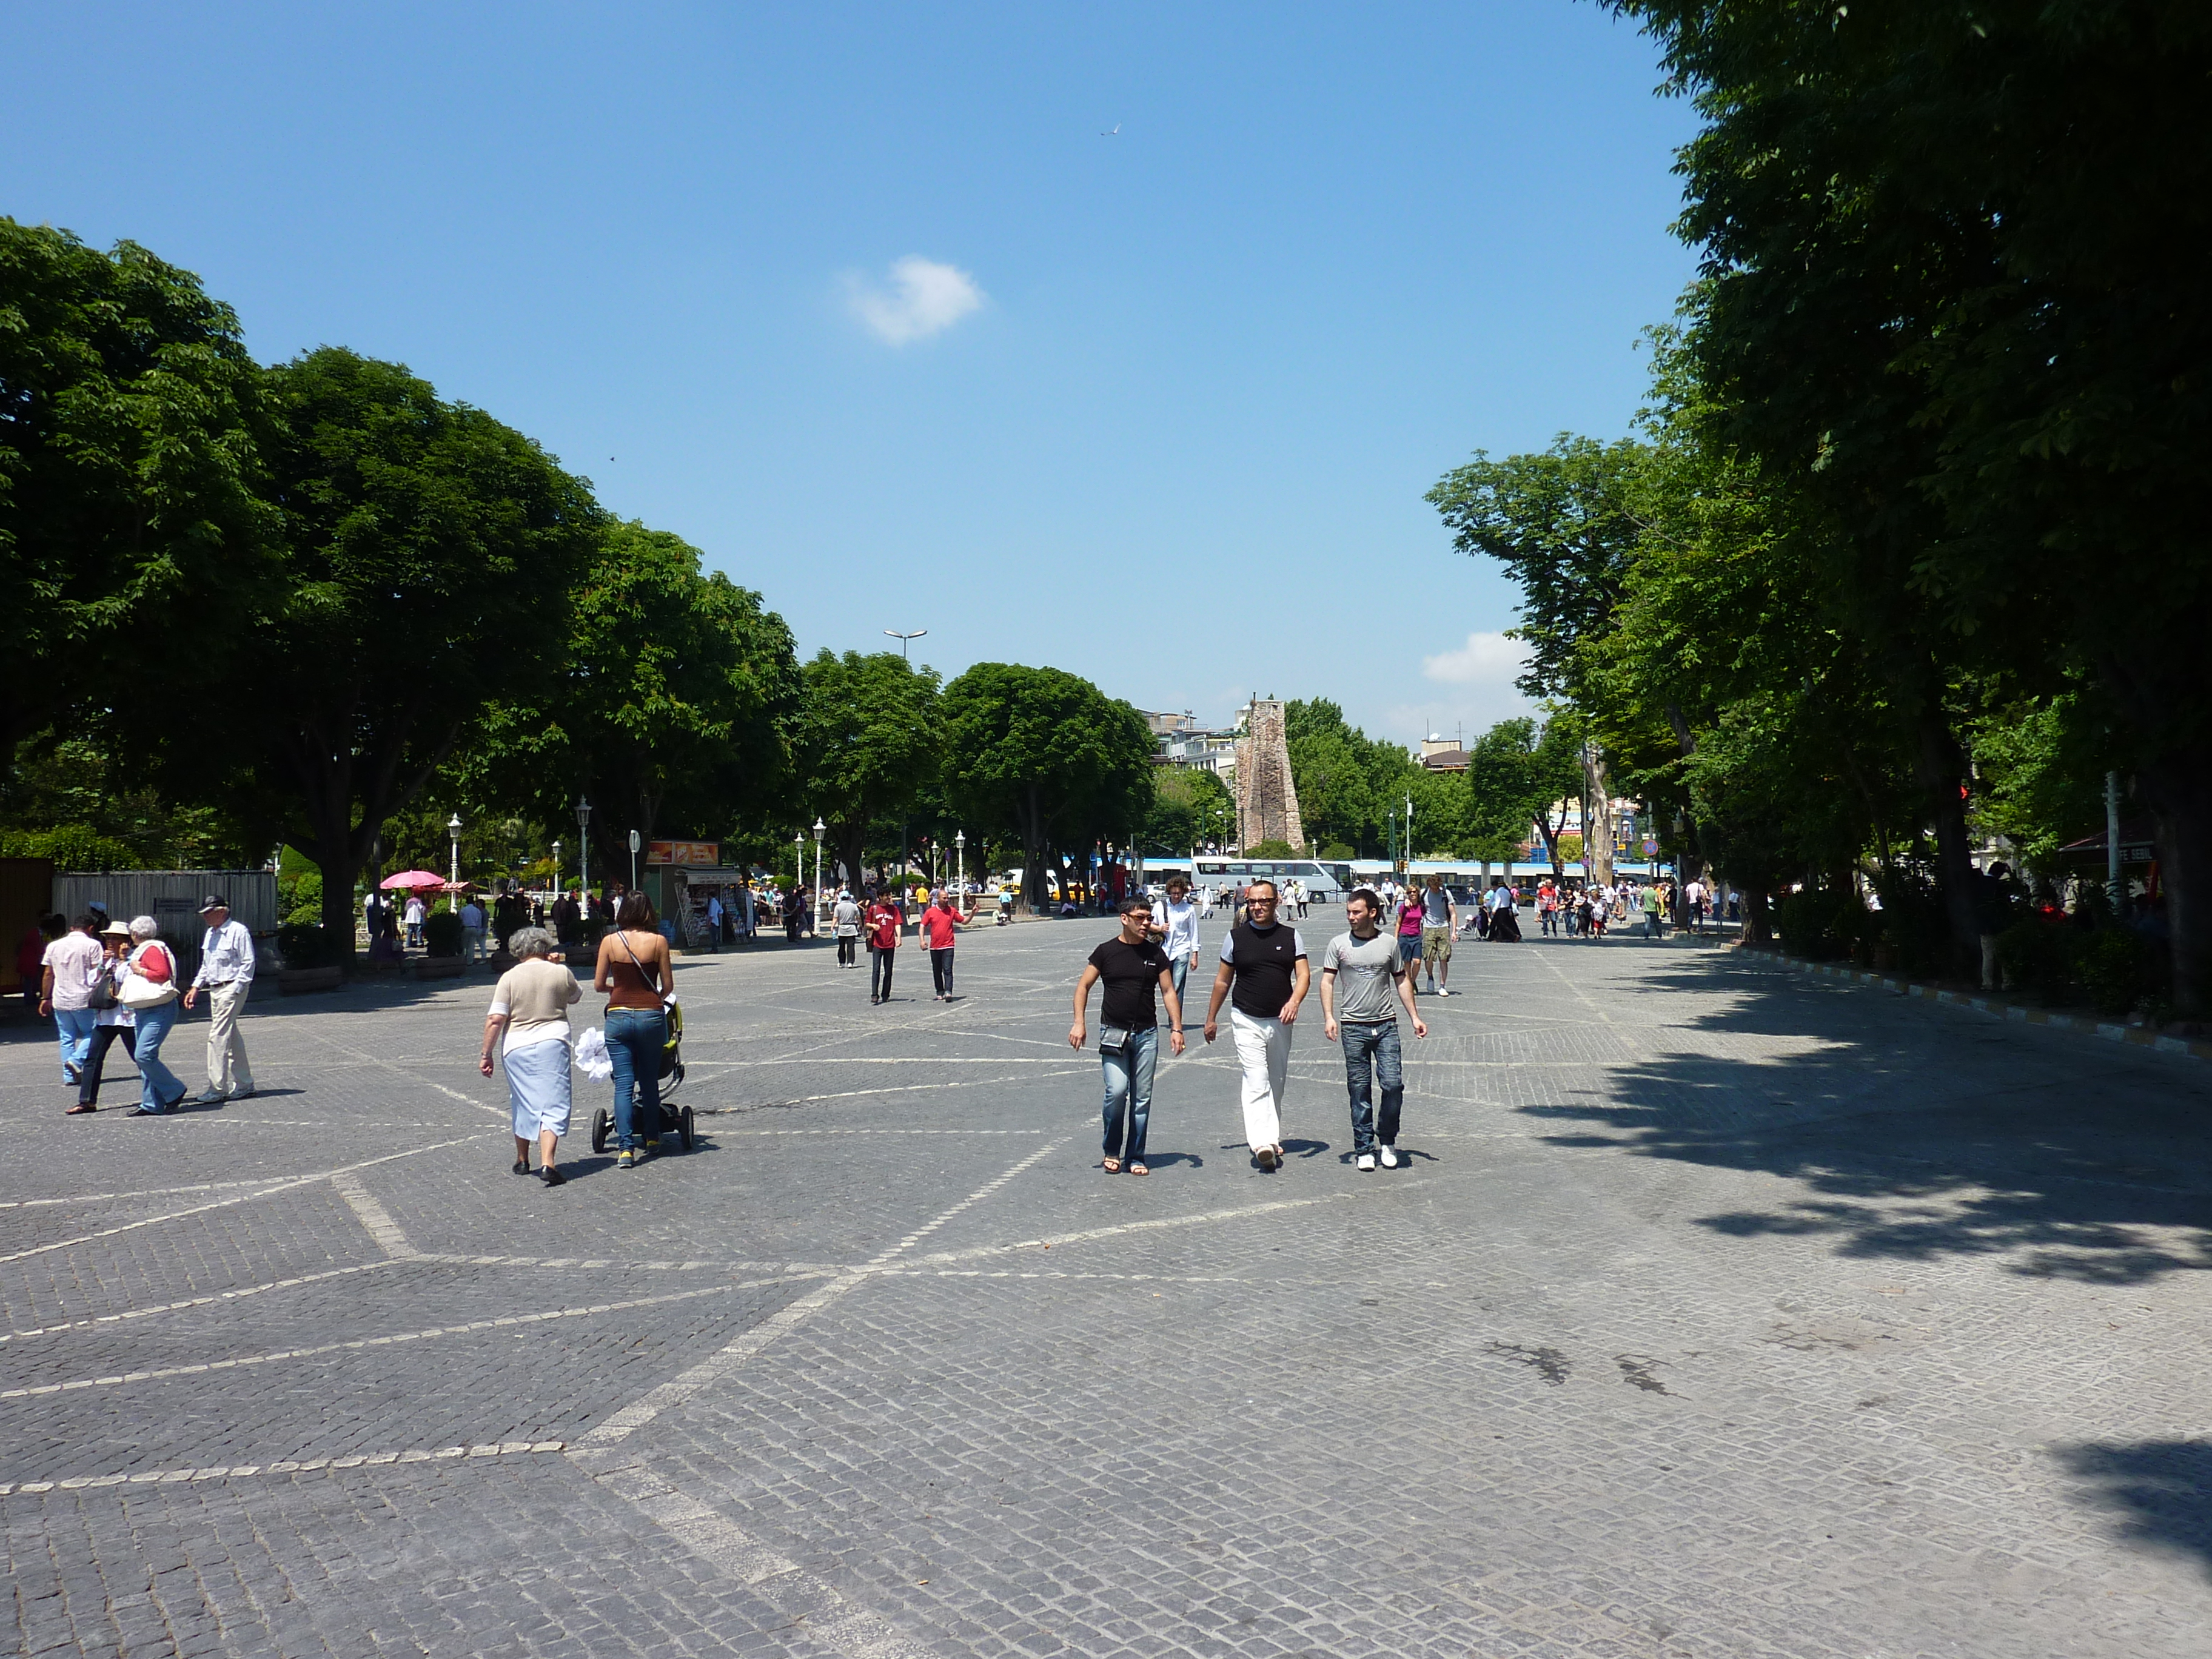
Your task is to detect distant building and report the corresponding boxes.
[1144,708,1238,782]
[1418,735,1470,773]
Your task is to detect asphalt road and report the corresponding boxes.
[4,910,2209,1658]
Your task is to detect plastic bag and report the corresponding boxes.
[572,1025,614,1081]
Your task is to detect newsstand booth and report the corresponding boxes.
[668,865,751,950]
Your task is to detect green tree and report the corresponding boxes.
[1141,766,1234,854]
[0,221,278,754]
[209,347,600,951]
[939,664,1155,912]
[792,649,940,890]
[1465,716,1586,876]
[467,520,799,873]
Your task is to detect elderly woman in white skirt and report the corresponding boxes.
[478,926,581,1187]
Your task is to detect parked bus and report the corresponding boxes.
[1186,857,1346,902]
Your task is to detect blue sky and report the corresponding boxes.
[7,1,1695,748]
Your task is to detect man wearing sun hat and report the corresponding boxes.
[183,893,256,1103]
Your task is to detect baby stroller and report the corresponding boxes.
[588,1000,694,1153]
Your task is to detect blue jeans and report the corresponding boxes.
[1101,1025,1159,1164]
[53,1007,98,1081]
[604,1008,666,1150]
[1339,1019,1403,1155]
[1167,954,1190,1010]
[132,1000,184,1111]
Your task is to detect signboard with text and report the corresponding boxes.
[646,840,720,866]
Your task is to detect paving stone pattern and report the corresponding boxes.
[4,914,2210,1657]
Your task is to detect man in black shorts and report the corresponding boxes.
[1071,897,1186,1176]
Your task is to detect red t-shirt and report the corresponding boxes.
[866,903,902,950]
[921,905,959,949]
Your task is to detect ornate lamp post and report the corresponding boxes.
[954,830,965,913]
[811,818,825,927]
[447,814,463,905]
[551,839,561,897]
[793,830,804,901]
[575,796,592,901]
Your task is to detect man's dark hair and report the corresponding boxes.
[1246,879,1277,899]
[1347,886,1381,912]
[1165,874,1190,891]
[1118,896,1155,917]
[73,912,101,933]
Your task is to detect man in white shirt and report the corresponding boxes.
[39,913,104,1084]
[184,893,256,1102]
[705,892,723,952]
[1147,874,1203,1008]
[403,893,427,948]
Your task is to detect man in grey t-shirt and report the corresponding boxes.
[1319,887,1427,1171]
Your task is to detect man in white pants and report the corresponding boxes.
[183,893,256,1103]
[1201,880,1309,1170]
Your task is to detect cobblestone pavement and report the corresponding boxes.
[4,914,2210,1658]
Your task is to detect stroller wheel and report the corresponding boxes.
[590,1107,610,1155]
[679,1104,694,1151]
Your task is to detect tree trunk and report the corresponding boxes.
[1912,710,1980,982]
[1583,745,1615,886]
[2137,745,2212,1016]
[1742,888,1772,945]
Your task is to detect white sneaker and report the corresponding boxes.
[1356,1153,1376,1172]
[1434,987,1452,997]
[1379,1144,1399,1168]
[1255,1145,1280,1170]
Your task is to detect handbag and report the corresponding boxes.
[118,942,180,1010]
[1098,1024,1131,1054]
[85,962,119,1011]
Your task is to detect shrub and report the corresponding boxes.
[0,823,141,869]
[276,922,347,970]
[282,871,324,927]
[1993,916,2077,1005]
[1244,839,1298,859]
[421,910,464,958]
[1774,886,1864,960]
[2077,928,2154,1017]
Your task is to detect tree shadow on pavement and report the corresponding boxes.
[2057,1441,2212,1580]
[1514,953,2212,1285]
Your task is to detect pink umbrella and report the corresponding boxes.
[380,870,450,891]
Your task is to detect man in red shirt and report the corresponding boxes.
[916,887,969,1001]
[865,890,905,1005]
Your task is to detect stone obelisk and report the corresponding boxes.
[1235,699,1305,853]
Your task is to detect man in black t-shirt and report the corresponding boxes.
[1071,897,1186,1176]
[1201,880,1310,1170]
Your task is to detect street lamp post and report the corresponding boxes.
[575,797,592,905]
[883,628,927,659]
[793,830,804,902]
[447,814,463,907]
[551,839,561,898]
[812,818,825,927]
[955,830,965,913]
[628,828,641,894]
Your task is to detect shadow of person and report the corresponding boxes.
[1142,1151,1204,1169]
[1279,1138,1331,1159]
[2059,1441,2212,1578]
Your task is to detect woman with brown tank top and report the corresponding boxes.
[593,894,673,1167]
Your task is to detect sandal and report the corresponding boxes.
[1102,1157,1122,1174]
[1128,1161,1148,1176]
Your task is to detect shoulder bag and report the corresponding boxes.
[119,942,180,1010]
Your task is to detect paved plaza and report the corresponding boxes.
[4,914,2210,1659]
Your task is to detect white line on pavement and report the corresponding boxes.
[0,1134,489,1268]
[911,1192,1358,1266]
[1,1259,407,1344]
[0,1440,569,1496]
[0,1276,825,1400]
[332,1173,417,1258]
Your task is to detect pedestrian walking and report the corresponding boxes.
[39,912,104,1086]
[1071,896,1185,1176]
[833,890,863,967]
[1419,874,1457,995]
[865,889,903,1004]
[918,888,967,1000]
[1201,879,1309,1171]
[460,895,488,963]
[1319,887,1427,1171]
[404,892,428,948]
[1640,882,1664,939]
[1485,879,1521,942]
[481,926,582,1185]
[65,922,139,1114]
[183,894,256,1103]
[704,891,723,953]
[1392,887,1425,992]
[593,894,673,1168]
[118,916,187,1114]
[1148,873,1202,1007]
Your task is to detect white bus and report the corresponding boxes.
[1184,856,1347,902]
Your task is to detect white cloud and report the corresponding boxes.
[845,255,985,344]
[1421,631,1527,687]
